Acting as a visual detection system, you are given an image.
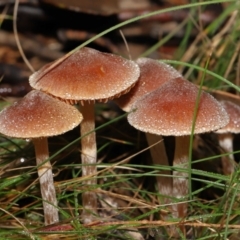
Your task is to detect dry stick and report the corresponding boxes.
[39,218,240,232]
[79,102,98,223]
[236,48,240,95]
[13,0,34,72]
[119,30,132,60]
[212,9,238,54]
[224,42,240,79]
[203,10,238,69]
[179,8,238,74]
[83,219,240,230]
[204,87,240,106]
[0,208,34,240]
[32,138,59,225]
[178,32,205,73]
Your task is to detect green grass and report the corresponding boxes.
[1,0,240,239]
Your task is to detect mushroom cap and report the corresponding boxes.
[128,77,229,136]
[216,100,240,134]
[115,57,182,112]
[0,90,83,138]
[29,47,140,103]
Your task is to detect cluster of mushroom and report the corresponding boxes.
[115,58,231,233]
[0,48,141,225]
[0,47,235,229]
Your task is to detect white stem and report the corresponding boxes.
[33,138,59,225]
[218,133,235,175]
[172,136,189,226]
[79,102,97,223]
[145,133,171,203]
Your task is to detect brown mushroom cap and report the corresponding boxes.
[29,47,140,103]
[115,58,182,112]
[128,77,229,136]
[216,100,240,134]
[0,90,83,138]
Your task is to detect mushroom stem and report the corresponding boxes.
[217,133,235,175]
[145,134,171,204]
[32,137,59,225]
[79,102,98,222]
[172,135,190,235]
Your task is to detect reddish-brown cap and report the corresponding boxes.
[29,47,140,104]
[115,57,182,112]
[0,90,83,138]
[128,77,229,136]
[216,100,240,134]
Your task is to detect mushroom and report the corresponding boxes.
[215,100,240,175]
[115,57,182,207]
[0,90,83,225]
[115,58,182,111]
[127,77,229,225]
[29,47,140,222]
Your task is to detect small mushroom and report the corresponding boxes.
[29,47,140,222]
[115,57,182,112]
[0,90,83,225]
[128,77,229,230]
[115,57,182,208]
[216,100,240,175]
